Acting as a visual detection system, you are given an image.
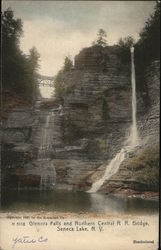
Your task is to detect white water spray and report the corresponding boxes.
[88,46,139,193]
[89,149,126,193]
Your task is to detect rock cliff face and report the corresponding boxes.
[138,60,160,145]
[2,45,160,193]
[96,59,160,193]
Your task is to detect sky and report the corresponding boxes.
[2,1,155,77]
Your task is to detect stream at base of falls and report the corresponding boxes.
[1,190,158,215]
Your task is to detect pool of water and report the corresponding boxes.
[1,190,159,215]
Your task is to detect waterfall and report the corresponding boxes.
[39,115,52,156]
[88,46,139,193]
[39,159,56,191]
[89,149,126,193]
[130,46,139,146]
[38,112,56,190]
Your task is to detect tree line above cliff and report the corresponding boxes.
[53,1,160,99]
[96,0,160,64]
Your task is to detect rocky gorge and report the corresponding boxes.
[1,45,160,196]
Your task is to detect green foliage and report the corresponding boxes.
[129,145,159,188]
[135,1,160,65]
[28,47,40,74]
[116,36,135,64]
[54,56,73,98]
[2,8,40,100]
[54,70,73,99]
[63,56,73,72]
[134,1,160,99]
[2,7,23,46]
[54,70,64,98]
[92,29,107,47]
[118,36,135,48]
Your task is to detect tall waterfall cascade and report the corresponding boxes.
[129,46,139,146]
[88,46,139,193]
[37,111,56,190]
[39,115,52,156]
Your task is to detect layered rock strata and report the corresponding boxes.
[1,46,160,193]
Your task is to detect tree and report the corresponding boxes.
[2,8,23,87]
[2,8,23,47]
[93,29,107,47]
[2,8,40,100]
[54,70,64,98]
[54,56,73,98]
[63,56,73,72]
[28,47,40,74]
[118,36,135,48]
[136,0,160,63]
[117,36,135,63]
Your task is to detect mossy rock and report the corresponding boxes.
[128,145,159,190]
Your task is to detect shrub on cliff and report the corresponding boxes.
[2,8,40,101]
[129,145,159,190]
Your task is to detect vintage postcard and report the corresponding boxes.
[0,1,160,250]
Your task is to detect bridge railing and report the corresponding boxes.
[38,78,54,87]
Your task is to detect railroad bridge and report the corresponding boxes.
[37,75,55,87]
